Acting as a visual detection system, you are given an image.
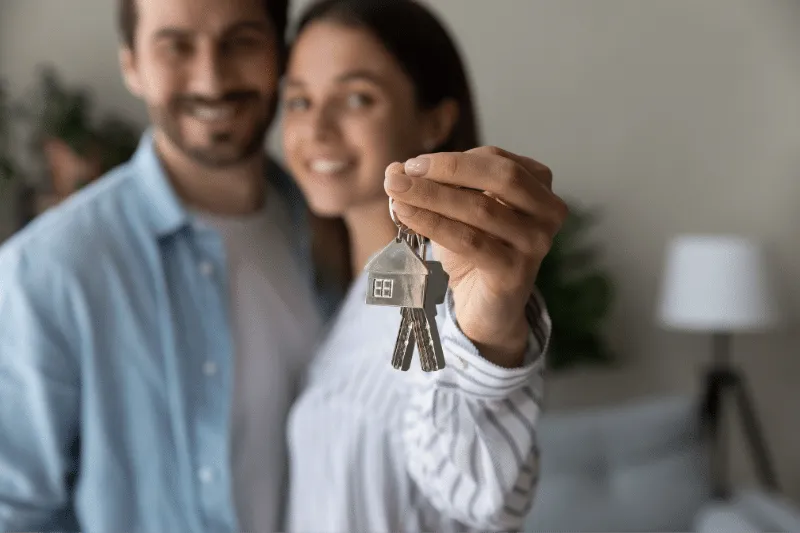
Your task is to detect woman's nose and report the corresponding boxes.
[311,104,340,141]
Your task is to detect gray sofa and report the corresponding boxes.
[524,394,800,532]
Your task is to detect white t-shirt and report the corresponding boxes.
[195,186,322,533]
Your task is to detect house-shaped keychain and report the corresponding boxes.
[365,238,430,308]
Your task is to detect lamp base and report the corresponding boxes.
[700,359,780,500]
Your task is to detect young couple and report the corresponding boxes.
[0,0,568,531]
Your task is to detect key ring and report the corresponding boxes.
[390,197,429,258]
[390,197,412,241]
[389,197,408,231]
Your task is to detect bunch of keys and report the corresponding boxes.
[364,198,449,371]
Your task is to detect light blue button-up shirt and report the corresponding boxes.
[0,132,329,533]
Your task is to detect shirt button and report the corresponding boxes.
[199,260,214,277]
[458,356,469,370]
[203,361,218,376]
[198,466,214,483]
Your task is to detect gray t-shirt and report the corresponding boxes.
[193,186,322,532]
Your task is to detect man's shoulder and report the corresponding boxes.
[0,161,145,280]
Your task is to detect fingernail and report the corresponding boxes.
[391,201,417,217]
[405,157,430,177]
[385,172,412,193]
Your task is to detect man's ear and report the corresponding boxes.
[422,98,459,152]
[119,47,144,97]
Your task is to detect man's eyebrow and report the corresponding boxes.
[153,21,271,41]
[153,27,191,41]
[221,20,273,37]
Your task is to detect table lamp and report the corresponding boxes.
[656,234,782,500]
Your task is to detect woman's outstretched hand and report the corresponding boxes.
[384,146,568,368]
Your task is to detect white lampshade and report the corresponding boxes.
[657,235,782,332]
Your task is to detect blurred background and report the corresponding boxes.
[1,0,798,531]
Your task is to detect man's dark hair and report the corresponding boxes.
[118,0,290,66]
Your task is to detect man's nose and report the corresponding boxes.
[187,45,233,98]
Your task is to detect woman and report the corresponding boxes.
[280,0,564,531]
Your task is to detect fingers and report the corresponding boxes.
[385,162,566,254]
[384,147,570,292]
[402,147,555,214]
[385,169,538,254]
[390,199,518,275]
[467,145,553,190]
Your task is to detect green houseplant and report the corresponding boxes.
[535,201,616,371]
[14,65,140,197]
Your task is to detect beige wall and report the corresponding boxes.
[1,0,798,501]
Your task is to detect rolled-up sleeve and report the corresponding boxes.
[0,246,81,532]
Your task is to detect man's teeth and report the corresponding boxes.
[191,105,236,121]
[310,160,348,174]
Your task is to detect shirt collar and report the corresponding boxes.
[130,128,309,244]
[131,129,191,238]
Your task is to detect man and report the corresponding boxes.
[0,0,566,531]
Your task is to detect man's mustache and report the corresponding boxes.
[171,91,260,107]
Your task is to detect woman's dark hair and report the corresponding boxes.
[292,0,481,152]
[293,0,482,302]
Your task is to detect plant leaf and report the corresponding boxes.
[534,201,616,372]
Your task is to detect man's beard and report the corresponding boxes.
[150,91,275,168]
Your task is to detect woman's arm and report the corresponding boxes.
[401,288,549,531]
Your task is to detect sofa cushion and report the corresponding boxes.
[525,395,712,532]
[694,503,760,533]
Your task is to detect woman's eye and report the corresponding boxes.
[346,93,374,109]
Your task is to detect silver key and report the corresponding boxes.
[410,246,447,371]
[410,308,437,371]
[366,231,418,371]
[391,234,447,371]
[365,224,448,372]
[395,236,442,372]
[417,256,448,371]
[368,230,427,370]
[391,307,416,371]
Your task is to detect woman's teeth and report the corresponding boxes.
[310,160,349,174]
